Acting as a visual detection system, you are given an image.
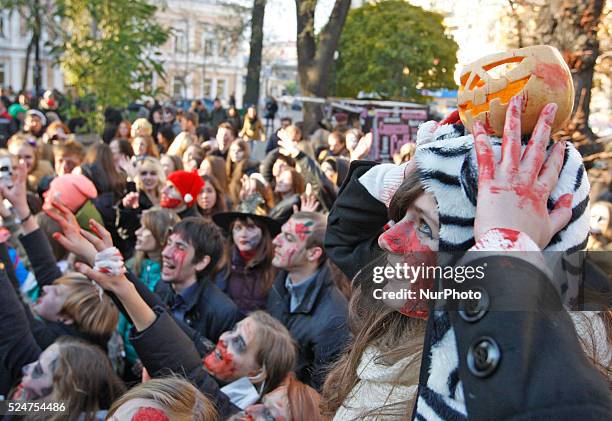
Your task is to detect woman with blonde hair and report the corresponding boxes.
[131,135,160,159]
[116,157,166,258]
[7,133,54,192]
[167,131,195,158]
[107,377,218,421]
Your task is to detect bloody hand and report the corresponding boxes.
[472,94,573,249]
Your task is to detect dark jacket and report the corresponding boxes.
[210,107,228,131]
[0,265,41,395]
[217,247,274,314]
[129,308,238,419]
[325,160,612,420]
[268,194,300,225]
[115,188,154,259]
[177,205,201,220]
[266,263,349,390]
[154,274,243,343]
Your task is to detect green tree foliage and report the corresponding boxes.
[51,0,169,130]
[334,0,459,101]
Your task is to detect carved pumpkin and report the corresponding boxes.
[458,45,574,137]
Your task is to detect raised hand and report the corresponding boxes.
[122,191,140,209]
[350,132,374,161]
[473,94,572,248]
[80,219,114,252]
[0,162,29,218]
[278,137,300,158]
[44,200,97,265]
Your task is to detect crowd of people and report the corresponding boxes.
[0,79,610,421]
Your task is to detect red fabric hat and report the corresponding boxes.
[167,170,204,207]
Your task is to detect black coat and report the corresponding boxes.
[130,308,238,419]
[266,264,350,390]
[324,160,612,420]
[115,187,154,260]
[154,275,243,344]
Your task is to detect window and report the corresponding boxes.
[0,13,5,38]
[216,79,226,99]
[0,63,5,87]
[174,29,187,53]
[173,77,185,97]
[204,39,215,57]
[219,41,229,58]
[203,78,212,98]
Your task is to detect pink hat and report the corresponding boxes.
[46,174,98,213]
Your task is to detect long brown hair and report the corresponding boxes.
[106,376,218,421]
[131,208,180,277]
[198,175,228,217]
[84,143,126,195]
[286,373,323,421]
[229,217,277,293]
[249,311,297,396]
[321,172,426,418]
[28,337,125,421]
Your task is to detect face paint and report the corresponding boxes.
[204,340,236,379]
[294,221,313,242]
[233,221,263,253]
[131,407,170,421]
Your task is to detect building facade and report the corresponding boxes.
[0,10,64,92]
[153,0,249,108]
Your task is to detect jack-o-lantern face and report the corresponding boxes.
[458,45,574,136]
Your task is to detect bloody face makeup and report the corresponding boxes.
[232,219,263,253]
[160,182,184,210]
[204,317,260,383]
[272,219,313,269]
[377,192,439,318]
[161,233,196,283]
[107,399,170,421]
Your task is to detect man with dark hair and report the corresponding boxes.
[210,122,235,160]
[210,98,227,135]
[266,212,349,390]
[179,111,199,137]
[155,217,242,342]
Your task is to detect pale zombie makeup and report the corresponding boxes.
[204,317,260,382]
[108,399,170,421]
[274,170,293,195]
[135,226,157,253]
[377,192,439,318]
[272,219,313,269]
[197,183,217,211]
[241,385,290,421]
[138,167,160,192]
[33,284,70,322]
[233,219,263,253]
[20,344,59,399]
[229,143,246,163]
[160,182,183,209]
[161,233,194,282]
